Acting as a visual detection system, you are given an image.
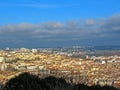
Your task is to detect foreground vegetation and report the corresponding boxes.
[0,72,119,90]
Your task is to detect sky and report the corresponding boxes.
[0,0,120,48]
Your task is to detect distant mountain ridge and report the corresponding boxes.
[92,45,120,50]
[0,45,120,51]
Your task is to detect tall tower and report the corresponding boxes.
[86,55,89,59]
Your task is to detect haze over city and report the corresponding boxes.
[0,0,120,48]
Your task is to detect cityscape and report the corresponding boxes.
[0,47,120,88]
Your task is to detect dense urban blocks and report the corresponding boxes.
[0,48,120,88]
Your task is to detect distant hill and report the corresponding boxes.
[92,45,120,50]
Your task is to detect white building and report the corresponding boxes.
[101,60,106,64]
[0,63,7,71]
[0,57,4,63]
[31,49,37,53]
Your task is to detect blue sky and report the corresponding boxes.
[0,0,120,48]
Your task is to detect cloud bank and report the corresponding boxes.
[0,14,120,48]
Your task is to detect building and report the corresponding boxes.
[0,63,7,71]
[0,57,4,63]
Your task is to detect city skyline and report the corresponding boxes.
[0,0,120,48]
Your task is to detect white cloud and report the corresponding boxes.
[84,19,95,25]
